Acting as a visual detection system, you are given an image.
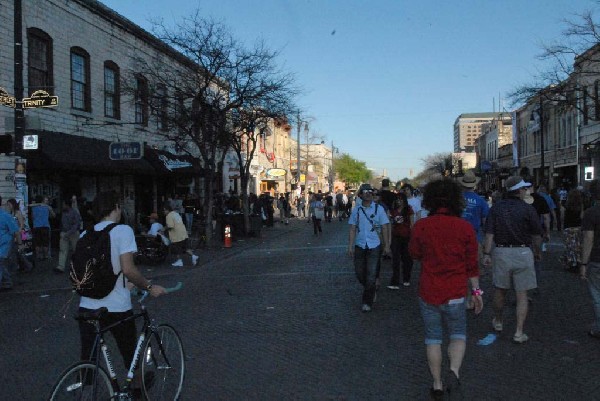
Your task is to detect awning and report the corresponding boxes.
[144,148,203,176]
[25,132,155,174]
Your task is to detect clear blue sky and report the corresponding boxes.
[102,0,596,181]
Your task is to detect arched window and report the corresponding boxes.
[27,28,53,93]
[70,47,91,111]
[104,61,120,119]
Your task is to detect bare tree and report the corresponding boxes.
[509,7,600,115]
[125,12,298,241]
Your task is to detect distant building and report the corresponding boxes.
[454,112,505,152]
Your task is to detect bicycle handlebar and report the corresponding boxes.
[132,281,183,303]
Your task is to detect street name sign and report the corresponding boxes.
[23,90,58,108]
[0,87,16,108]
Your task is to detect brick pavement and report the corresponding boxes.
[1,217,599,400]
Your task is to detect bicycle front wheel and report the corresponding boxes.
[142,324,185,400]
[49,361,114,401]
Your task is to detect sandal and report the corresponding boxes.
[512,333,529,344]
[492,318,503,332]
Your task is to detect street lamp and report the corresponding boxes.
[530,100,545,185]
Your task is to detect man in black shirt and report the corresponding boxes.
[483,176,542,344]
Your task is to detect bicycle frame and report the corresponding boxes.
[87,292,170,397]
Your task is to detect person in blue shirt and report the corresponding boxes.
[457,171,489,310]
[348,184,391,312]
[0,196,21,290]
[31,195,55,260]
[537,185,557,232]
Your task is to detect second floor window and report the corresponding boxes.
[135,76,148,125]
[27,28,53,93]
[71,47,90,111]
[104,61,120,119]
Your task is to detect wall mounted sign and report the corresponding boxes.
[23,135,38,150]
[266,168,286,177]
[109,141,143,160]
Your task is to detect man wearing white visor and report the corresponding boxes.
[482,176,543,344]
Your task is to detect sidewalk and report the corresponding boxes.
[5,218,300,295]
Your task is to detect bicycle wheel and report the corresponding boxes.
[49,361,114,401]
[142,324,185,400]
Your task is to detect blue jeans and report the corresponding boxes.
[353,245,381,306]
[587,263,600,332]
[419,297,467,345]
[185,213,194,233]
[0,257,11,287]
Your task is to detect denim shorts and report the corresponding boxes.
[419,297,467,345]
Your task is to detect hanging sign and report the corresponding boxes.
[109,142,144,160]
[266,168,286,177]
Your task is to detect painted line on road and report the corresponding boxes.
[253,245,347,253]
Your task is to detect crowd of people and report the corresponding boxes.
[344,174,599,401]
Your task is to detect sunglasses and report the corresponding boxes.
[362,189,374,194]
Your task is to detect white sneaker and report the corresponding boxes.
[171,259,184,267]
[192,255,199,266]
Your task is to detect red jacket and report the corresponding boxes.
[390,207,413,238]
[409,209,479,305]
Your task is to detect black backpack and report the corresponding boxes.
[69,223,123,299]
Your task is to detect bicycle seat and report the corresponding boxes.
[75,307,109,321]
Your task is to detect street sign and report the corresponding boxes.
[0,87,16,108]
[22,90,58,108]
[109,141,144,160]
[23,135,39,150]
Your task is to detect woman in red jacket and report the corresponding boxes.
[409,179,483,401]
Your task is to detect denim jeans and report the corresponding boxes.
[354,245,381,306]
[419,297,467,345]
[0,257,11,287]
[185,213,194,233]
[587,263,600,332]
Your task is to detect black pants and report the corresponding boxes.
[312,216,322,234]
[78,308,137,368]
[391,236,413,284]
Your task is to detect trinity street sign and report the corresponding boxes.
[22,90,58,109]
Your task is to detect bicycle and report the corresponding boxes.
[49,282,185,400]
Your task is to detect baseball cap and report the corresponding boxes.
[358,183,374,194]
[505,176,532,191]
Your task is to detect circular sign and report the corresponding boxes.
[266,168,286,177]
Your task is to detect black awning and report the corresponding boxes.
[26,132,155,175]
[144,148,203,176]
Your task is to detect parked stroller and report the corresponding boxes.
[134,235,168,265]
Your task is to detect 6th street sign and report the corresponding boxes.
[22,90,58,108]
[109,142,144,160]
[0,87,16,108]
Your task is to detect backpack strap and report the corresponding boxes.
[99,223,124,287]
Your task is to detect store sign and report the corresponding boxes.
[0,87,16,108]
[158,154,192,171]
[266,168,286,177]
[109,141,144,160]
[585,166,594,181]
[23,90,58,108]
[23,135,38,150]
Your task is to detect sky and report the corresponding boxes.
[101,0,598,181]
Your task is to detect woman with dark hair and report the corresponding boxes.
[561,189,585,270]
[409,179,482,400]
[387,193,414,289]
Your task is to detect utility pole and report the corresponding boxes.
[296,111,301,186]
[14,0,24,154]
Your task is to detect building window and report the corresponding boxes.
[135,75,149,125]
[155,84,168,130]
[27,28,53,93]
[70,47,90,111]
[104,61,120,119]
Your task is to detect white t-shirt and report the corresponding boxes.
[79,221,138,312]
[408,197,423,220]
[148,222,164,237]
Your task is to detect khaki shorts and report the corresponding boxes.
[492,247,537,291]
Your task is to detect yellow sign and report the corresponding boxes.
[300,174,306,183]
[23,90,58,109]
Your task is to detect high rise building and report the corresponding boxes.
[453,112,504,152]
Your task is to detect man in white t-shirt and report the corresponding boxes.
[78,191,167,384]
[401,184,422,223]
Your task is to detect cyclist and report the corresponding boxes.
[78,191,167,391]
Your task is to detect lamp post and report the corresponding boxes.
[295,112,309,191]
[530,99,545,185]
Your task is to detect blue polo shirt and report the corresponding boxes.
[0,209,18,258]
[349,202,389,249]
[462,191,489,243]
